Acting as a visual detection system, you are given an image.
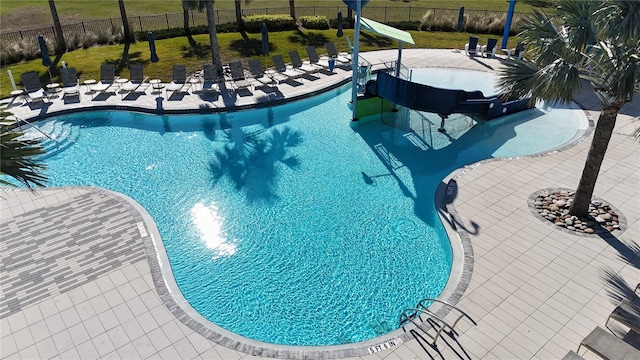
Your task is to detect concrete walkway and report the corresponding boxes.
[1,49,639,360]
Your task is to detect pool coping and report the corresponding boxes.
[105,103,591,359]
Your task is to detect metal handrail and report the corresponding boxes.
[399,298,477,347]
[10,116,58,144]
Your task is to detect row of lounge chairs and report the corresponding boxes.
[464,36,525,59]
[13,42,350,103]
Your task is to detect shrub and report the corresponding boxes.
[243,14,296,32]
[385,21,421,31]
[298,16,330,30]
[0,39,40,66]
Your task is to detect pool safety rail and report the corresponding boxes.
[8,115,59,145]
[398,298,477,347]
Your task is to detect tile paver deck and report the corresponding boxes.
[1,49,639,359]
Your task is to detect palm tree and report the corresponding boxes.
[182,0,204,47]
[203,0,223,76]
[118,0,134,65]
[48,0,66,53]
[235,0,245,33]
[289,0,296,20]
[498,0,640,217]
[0,119,47,189]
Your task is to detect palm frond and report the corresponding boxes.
[0,125,48,188]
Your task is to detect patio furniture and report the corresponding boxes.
[20,72,49,103]
[271,54,305,80]
[562,350,585,360]
[288,50,322,74]
[165,65,191,97]
[59,67,81,100]
[201,64,219,96]
[305,46,330,68]
[481,38,498,58]
[606,299,640,334]
[324,42,350,63]
[502,42,526,59]
[228,61,252,92]
[92,64,119,99]
[120,64,150,99]
[247,59,280,88]
[577,326,640,360]
[464,36,480,56]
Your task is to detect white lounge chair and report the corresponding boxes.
[248,59,281,88]
[20,72,49,103]
[228,61,252,92]
[92,64,119,99]
[464,36,480,56]
[271,54,305,81]
[166,65,191,98]
[120,64,150,99]
[288,50,322,74]
[481,38,498,58]
[59,67,81,100]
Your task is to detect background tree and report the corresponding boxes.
[498,0,640,217]
[182,0,204,47]
[204,0,223,76]
[118,0,134,64]
[48,0,66,53]
[289,0,296,20]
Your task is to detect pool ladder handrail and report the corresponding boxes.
[398,298,477,346]
[7,115,59,144]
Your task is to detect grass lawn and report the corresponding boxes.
[0,29,517,99]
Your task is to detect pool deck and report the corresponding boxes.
[1,49,639,360]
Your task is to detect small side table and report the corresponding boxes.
[9,89,26,106]
[83,79,97,93]
[188,77,201,93]
[46,83,60,96]
[150,79,163,94]
[115,78,128,92]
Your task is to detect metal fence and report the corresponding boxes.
[0,6,522,48]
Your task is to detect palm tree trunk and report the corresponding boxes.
[183,8,197,47]
[569,104,622,216]
[289,0,296,20]
[118,0,133,65]
[48,0,66,53]
[204,0,223,76]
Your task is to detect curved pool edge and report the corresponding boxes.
[81,105,592,360]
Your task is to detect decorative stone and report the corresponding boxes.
[601,213,612,221]
[556,200,566,207]
[584,228,594,233]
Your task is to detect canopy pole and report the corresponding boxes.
[396,41,403,77]
[502,0,516,49]
[350,0,362,125]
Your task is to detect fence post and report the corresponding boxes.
[191,11,194,27]
[19,30,23,39]
[82,22,86,34]
[110,18,114,28]
[165,14,169,29]
[409,7,412,21]
[138,16,142,31]
[384,7,387,23]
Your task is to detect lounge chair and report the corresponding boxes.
[464,37,480,56]
[502,42,526,59]
[481,38,498,58]
[248,59,281,88]
[20,72,49,103]
[59,67,81,100]
[606,298,640,334]
[577,326,640,359]
[288,50,322,74]
[165,65,191,98]
[120,64,150,99]
[305,46,331,68]
[271,54,305,80]
[201,64,219,96]
[228,61,253,92]
[324,42,350,63]
[92,64,118,99]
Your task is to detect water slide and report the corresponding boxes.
[364,72,533,129]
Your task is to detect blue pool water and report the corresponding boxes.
[23,68,585,346]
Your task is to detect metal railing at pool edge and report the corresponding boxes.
[398,298,477,346]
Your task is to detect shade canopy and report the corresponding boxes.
[261,23,269,56]
[38,35,53,68]
[360,17,415,45]
[342,0,370,11]
[336,11,344,38]
[148,32,159,63]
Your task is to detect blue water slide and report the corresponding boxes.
[365,72,532,122]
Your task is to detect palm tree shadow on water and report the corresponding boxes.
[207,124,303,204]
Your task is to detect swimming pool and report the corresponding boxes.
[23,68,587,347]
